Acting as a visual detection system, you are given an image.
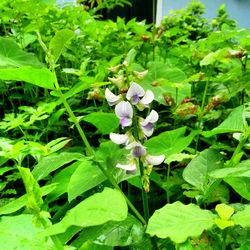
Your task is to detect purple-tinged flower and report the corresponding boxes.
[105,88,121,106]
[115,101,133,128]
[145,154,165,165]
[126,141,147,158]
[140,110,159,137]
[110,133,129,145]
[126,82,145,105]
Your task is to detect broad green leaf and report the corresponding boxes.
[239,242,250,250]
[202,105,245,137]
[18,166,43,213]
[0,166,12,175]
[72,215,144,247]
[0,37,43,68]
[49,29,75,63]
[214,218,234,230]
[144,127,197,157]
[44,188,127,236]
[209,159,250,178]
[82,112,119,134]
[0,214,51,250]
[47,162,80,202]
[232,204,250,227]
[146,201,215,243]
[183,148,224,192]
[224,177,250,201]
[200,49,228,66]
[215,204,234,220]
[0,184,57,215]
[0,66,55,89]
[32,152,84,180]
[68,159,106,201]
[142,61,188,104]
[76,241,112,250]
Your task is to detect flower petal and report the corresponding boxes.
[105,88,120,106]
[110,133,129,145]
[145,154,165,165]
[140,110,159,126]
[139,90,154,106]
[120,117,132,127]
[126,82,145,104]
[116,162,137,171]
[141,124,154,137]
[126,141,147,158]
[115,101,133,119]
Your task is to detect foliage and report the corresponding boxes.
[0,0,250,249]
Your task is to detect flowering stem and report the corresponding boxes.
[139,159,150,223]
[132,107,150,223]
[53,73,146,225]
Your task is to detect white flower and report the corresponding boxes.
[126,141,147,158]
[145,154,165,165]
[126,82,154,108]
[139,90,154,107]
[140,110,159,137]
[115,101,133,128]
[105,88,121,106]
[126,82,145,104]
[116,162,137,171]
[110,133,129,145]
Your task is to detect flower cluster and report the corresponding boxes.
[105,82,165,173]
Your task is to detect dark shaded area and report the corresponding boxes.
[103,0,154,23]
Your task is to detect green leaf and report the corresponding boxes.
[224,177,250,201]
[0,37,43,68]
[32,152,85,180]
[47,162,80,202]
[72,215,144,247]
[209,159,250,178]
[49,29,75,63]
[144,127,197,157]
[82,112,119,134]
[0,184,57,215]
[214,218,234,230]
[232,204,250,228]
[215,204,234,220]
[0,66,55,89]
[44,188,128,236]
[183,148,224,192]
[0,214,50,250]
[202,105,245,137]
[18,166,43,213]
[146,201,215,243]
[142,61,188,104]
[67,159,106,201]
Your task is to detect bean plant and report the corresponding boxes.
[0,0,250,249]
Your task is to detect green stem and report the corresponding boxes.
[200,79,209,114]
[53,73,146,225]
[40,217,64,250]
[195,79,209,153]
[139,159,150,223]
[228,125,250,167]
[152,0,156,24]
[132,107,150,223]
[166,164,171,203]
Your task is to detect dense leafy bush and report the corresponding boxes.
[0,0,250,249]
